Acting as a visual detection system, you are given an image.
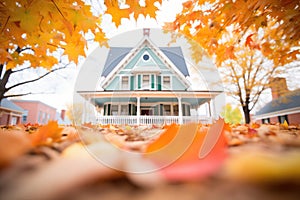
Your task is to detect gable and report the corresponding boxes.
[101,46,189,78]
[101,39,190,90]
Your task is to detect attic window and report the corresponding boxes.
[143,54,150,61]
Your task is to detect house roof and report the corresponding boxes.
[255,89,300,116]
[12,99,57,110]
[0,99,25,113]
[101,46,189,77]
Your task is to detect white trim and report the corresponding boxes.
[79,90,221,99]
[254,107,300,120]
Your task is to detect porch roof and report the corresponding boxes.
[78,90,222,106]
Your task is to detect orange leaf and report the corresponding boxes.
[225,46,235,59]
[28,121,63,146]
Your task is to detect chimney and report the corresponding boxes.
[269,77,289,99]
[143,28,150,37]
[61,109,66,121]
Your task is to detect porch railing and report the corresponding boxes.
[96,115,212,125]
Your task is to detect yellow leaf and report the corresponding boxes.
[281,120,289,129]
[104,0,130,27]
[94,30,108,47]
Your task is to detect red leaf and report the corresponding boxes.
[245,34,254,47]
[144,119,228,181]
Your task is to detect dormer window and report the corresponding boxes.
[143,54,150,61]
[163,76,171,90]
[142,74,150,89]
[121,76,129,90]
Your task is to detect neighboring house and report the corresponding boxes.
[12,100,56,124]
[0,99,24,125]
[56,109,71,125]
[78,29,222,125]
[254,77,300,125]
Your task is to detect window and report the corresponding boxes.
[163,76,171,89]
[38,111,42,123]
[120,105,128,115]
[173,105,179,116]
[262,118,270,124]
[143,54,150,61]
[163,105,171,115]
[121,76,129,90]
[11,117,17,125]
[111,105,119,116]
[22,115,27,123]
[278,115,288,124]
[142,75,150,89]
[43,112,47,124]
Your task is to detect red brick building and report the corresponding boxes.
[254,78,300,125]
[12,100,57,124]
[0,99,24,125]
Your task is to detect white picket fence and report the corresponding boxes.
[96,116,212,125]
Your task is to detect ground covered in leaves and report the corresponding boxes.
[0,121,300,200]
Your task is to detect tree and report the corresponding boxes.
[0,0,107,102]
[0,0,162,103]
[66,103,83,125]
[220,104,243,124]
[164,0,299,123]
[165,0,299,66]
[220,44,285,123]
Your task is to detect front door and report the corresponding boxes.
[141,109,152,115]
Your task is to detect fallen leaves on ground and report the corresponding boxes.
[0,121,300,200]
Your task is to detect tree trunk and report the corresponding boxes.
[242,105,251,124]
[0,65,12,104]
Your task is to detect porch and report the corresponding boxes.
[96,115,213,125]
[79,90,222,125]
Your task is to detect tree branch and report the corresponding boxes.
[4,92,33,98]
[5,64,70,92]
[4,91,56,99]
[12,67,32,73]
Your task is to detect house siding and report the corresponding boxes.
[260,113,300,125]
[12,101,56,124]
[288,113,300,125]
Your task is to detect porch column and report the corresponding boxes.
[82,99,87,124]
[137,96,140,125]
[210,98,217,121]
[207,102,212,118]
[178,97,183,124]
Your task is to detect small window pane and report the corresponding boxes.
[120,105,128,115]
[173,105,179,116]
[163,105,171,115]
[121,76,129,90]
[111,105,118,116]
[142,75,150,89]
[163,76,171,89]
